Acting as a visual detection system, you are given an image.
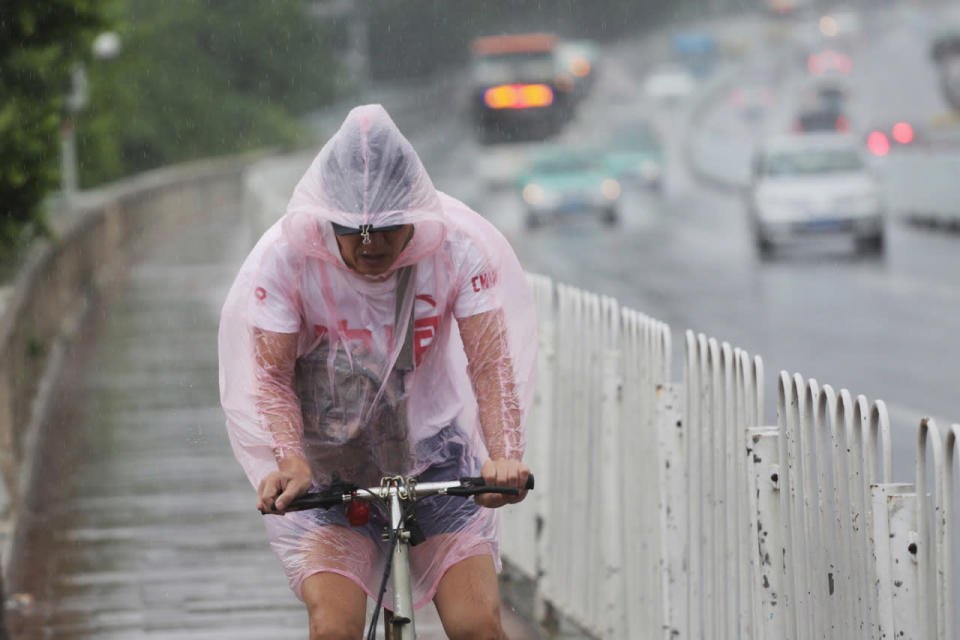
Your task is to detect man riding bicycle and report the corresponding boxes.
[219,104,537,639]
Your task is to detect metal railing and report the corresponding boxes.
[502,273,959,639]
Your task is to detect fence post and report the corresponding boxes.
[657,382,685,638]
[533,319,555,631]
[871,483,919,639]
[746,426,789,639]
[600,345,625,639]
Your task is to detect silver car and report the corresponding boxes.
[747,134,885,256]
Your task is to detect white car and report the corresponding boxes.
[747,134,885,256]
[643,64,696,103]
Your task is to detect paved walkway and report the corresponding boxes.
[8,207,542,639]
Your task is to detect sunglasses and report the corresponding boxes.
[331,222,406,236]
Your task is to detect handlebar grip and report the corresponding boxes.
[260,492,344,515]
[460,473,535,491]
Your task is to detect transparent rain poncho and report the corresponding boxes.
[218,104,537,608]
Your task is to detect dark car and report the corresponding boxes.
[794,107,850,133]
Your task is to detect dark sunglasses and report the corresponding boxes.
[331,222,406,236]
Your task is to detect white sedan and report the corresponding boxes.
[643,64,697,104]
[747,134,885,256]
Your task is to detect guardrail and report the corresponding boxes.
[503,274,959,639]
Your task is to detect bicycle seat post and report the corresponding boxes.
[386,479,416,639]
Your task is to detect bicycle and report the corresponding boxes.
[262,472,535,640]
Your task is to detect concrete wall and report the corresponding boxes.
[0,154,256,585]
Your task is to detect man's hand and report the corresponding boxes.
[475,458,530,508]
[258,455,312,514]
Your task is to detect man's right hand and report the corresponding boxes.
[258,455,312,514]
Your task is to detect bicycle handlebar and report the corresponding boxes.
[262,473,535,515]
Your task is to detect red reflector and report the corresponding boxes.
[346,499,370,526]
[892,122,914,144]
[835,115,850,132]
[867,131,890,156]
[483,84,555,109]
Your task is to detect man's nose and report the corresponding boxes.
[367,232,390,248]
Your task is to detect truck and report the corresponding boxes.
[468,33,571,144]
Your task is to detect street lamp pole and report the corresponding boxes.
[60,32,120,210]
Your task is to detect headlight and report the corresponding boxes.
[522,183,545,205]
[639,160,662,179]
[754,195,802,221]
[836,193,882,214]
[601,178,621,200]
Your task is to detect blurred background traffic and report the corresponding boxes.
[6,0,960,490]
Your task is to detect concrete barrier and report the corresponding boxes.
[0,154,259,587]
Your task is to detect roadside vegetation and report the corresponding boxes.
[0,0,343,264]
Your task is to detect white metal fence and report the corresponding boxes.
[500,274,959,639]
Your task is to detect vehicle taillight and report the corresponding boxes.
[892,122,914,144]
[867,131,890,156]
[483,84,555,109]
[835,115,850,132]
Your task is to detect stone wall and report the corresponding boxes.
[0,154,257,585]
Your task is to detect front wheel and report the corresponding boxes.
[755,232,774,259]
[855,232,884,255]
[602,207,619,227]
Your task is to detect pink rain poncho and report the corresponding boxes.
[218,104,537,609]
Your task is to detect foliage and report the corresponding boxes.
[77,0,343,188]
[0,0,109,261]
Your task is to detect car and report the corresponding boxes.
[515,147,622,228]
[729,85,776,121]
[792,79,851,133]
[643,63,697,104]
[931,30,960,111]
[747,134,885,256]
[602,120,665,191]
[793,106,850,133]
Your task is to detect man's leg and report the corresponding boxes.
[433,554,505,640]
[301,571,367,640]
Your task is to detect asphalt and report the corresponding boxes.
[5,206,548,639]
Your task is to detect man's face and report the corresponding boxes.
[335,224,414,276]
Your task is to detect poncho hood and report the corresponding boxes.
[281,104,446,271]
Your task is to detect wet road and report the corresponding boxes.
[451,7,960,487]
[8,209,543,638]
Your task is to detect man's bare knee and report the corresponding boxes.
[443,601,504,640]
[302,571,366,640]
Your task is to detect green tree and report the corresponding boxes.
[77,0,343,187]
[0,1,110,261]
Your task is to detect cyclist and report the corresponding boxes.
[219,104,537,639]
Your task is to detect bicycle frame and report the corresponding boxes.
[268,474,533,640]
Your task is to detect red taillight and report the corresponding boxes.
[835,53,852,74]
[808,54,825,75]
[867,131,890,156]
[483,83,555,109]
[346,499,370,526]
[892,122,914,144]
[835,115,850,132]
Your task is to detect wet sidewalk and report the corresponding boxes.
[8,207,542,639]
